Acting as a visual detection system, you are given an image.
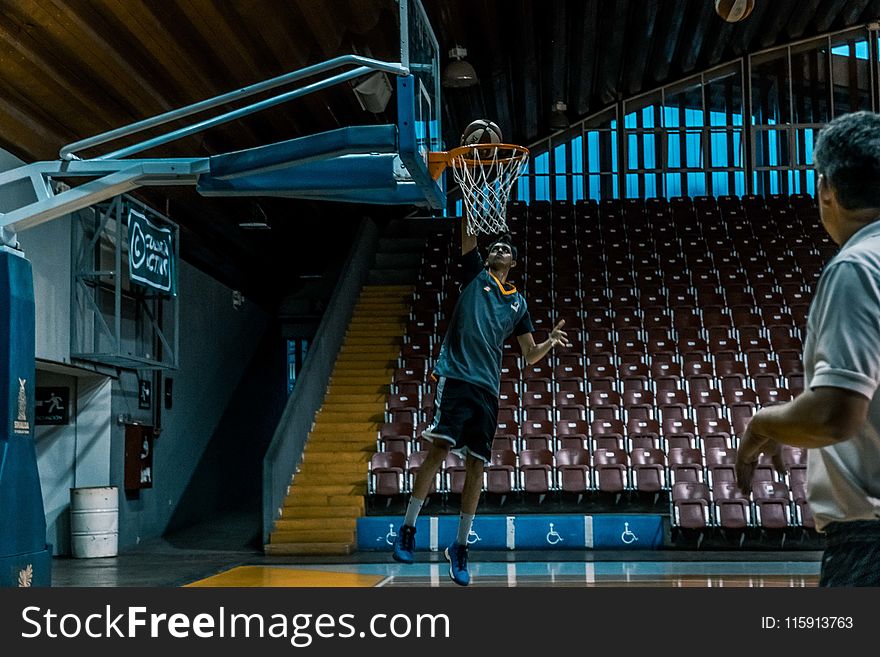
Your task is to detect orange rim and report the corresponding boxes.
[427,143,529,180]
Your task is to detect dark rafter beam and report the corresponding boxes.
[680,0,718,74]
[550,1,567,107]
[839,0,873,25]
[705,19,736,67]
[786,0,825,38]
[597,0,629,104]
[478,0,513,144]
[514,0,539,140]
[626,0,659,95]
[651,0,687,83]
[758,0,800,48]
[731,0,771,56]
[572,0,599,117]
[814,0,847,33]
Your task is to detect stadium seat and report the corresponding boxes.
[630,447,668,493]
[486,449,518,499]
[751,480,793,530]
[712,481,752,531]
[670,481,711,530]
[593,447,630,495]
[369,452,406,497]
[555,447,592,501]
[519,448,554,497]
[668,446,705,484]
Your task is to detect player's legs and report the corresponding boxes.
[460,453,485,516]
[411,440,449,500]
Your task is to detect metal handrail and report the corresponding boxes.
[60,55,409,161]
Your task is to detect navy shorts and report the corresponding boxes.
[819,520,880,587]
[422,377,498,462]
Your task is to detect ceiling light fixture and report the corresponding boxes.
[549,100,570,130]
[238,202,271,230]
[352,71,393,113]
[442,45,479,88]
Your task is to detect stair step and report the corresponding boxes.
[346,328,404,338]
[264,542,355,556]
[351,309,408,317]
[275,517,357,531]
[281,505,364,519]
[298,460,368,475]
[283,493,365,509]
[318,402,385,413]
[340,338,402,347]
[330,377,392,388]
[269,528,356,544]
[311,422,379,432]
[316,412,384,424]
[325,384,390,395]
[306,442,375,455]
[321,393,387,403]
[307,432,376,442]
[301,450,371,464]
[293,471,365,485]
[361,285,413,293]
[332,360,396,370]
[288,483,366,496]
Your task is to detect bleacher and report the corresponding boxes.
[368,193,832,547]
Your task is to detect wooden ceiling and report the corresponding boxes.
[1,0,878,307]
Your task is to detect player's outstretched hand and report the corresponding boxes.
[550,319,571,348]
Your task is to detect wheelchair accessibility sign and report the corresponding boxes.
[513,516,585,549]
[590,515,663,549]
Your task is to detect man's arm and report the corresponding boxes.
[746,386,869,448]
[517,320,570,365]
[734,386,869,494]
[461,215,477,256]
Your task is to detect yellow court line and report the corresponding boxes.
[185,565,384,588]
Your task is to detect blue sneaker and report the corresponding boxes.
[392,524,416,564]
[444,542,470,586]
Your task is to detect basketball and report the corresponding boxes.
[714,0,755,22]
[461,119,503,146]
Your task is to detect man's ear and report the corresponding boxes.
[817,174,833,206]
[510,259,517,269]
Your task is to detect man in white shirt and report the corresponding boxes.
[735,110,880,586]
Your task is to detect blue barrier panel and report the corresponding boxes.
[357,514,665,552]
[357,516,432,552]
[436,515,511,550]
[513,515,587,549]
[358,516,512,552]
[590,515,664,549]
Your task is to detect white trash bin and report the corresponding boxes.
[70,486,119,558]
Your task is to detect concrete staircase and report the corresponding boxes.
[265,282,413,555]
[265,218,454,556]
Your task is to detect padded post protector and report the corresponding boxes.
[0,250,51,586]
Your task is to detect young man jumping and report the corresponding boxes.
[392,216,570,585]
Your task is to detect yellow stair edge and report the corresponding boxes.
[264,542,355,556]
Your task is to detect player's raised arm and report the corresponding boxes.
[461,214,477,256]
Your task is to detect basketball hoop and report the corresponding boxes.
[429,143,529,235]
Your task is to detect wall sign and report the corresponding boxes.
[35,386,69,425]
[128,208,176,295]
[138,379,152,410]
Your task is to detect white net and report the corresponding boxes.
[449,145,529,236]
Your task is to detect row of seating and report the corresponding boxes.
[371,193,825,535]
[368,446,813,529]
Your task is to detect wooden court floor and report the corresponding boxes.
[184,559,820,588]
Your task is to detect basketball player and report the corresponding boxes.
[392,216,570,585]
[735,110,880,586]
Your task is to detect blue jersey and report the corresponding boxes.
[433,248,534,394]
